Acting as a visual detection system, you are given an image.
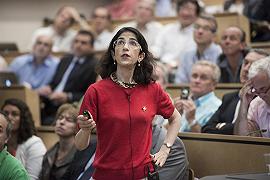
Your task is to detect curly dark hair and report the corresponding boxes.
[96,27,156,85]
[1,99,36,144]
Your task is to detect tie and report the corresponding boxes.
[77,153,95,180]
[54,57,78,92]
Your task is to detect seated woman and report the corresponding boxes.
[1,98,46,180]
[39,103,79,180]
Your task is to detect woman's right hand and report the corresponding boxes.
[77,114,96,132]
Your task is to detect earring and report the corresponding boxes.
[138,61,141,67]
[114,60,116,65]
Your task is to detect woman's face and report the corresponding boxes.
[55,110,77,137]
[2,104,20,132]
[112,31,145,68]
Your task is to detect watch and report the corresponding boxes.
[163,142,172,149]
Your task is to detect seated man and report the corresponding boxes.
[0,111,29,179]
[31,6,89,52]
[9,35,59,89]
[90,6,113,51]
[38,30,98,125]
[218,26,247,83]
[175,13,222,83]
[115,0,163,48]
[174,61,222,132]
[234,56,270,137]
[202,49,269,134]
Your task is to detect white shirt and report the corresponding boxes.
[116,20,164,48]
[31,26,76,52]
[151,22,196,67]
[94,30,113,51]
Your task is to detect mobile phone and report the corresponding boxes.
[180,88,189,100]
[83,110,91,119]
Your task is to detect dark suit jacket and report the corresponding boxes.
[61,135,97,180]
[50,54,98,101]
[201,91,240,135]
[41,54,98,124]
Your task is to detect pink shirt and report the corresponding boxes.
[248,97,270,137]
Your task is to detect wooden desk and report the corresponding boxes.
[166,83,242,99]
[0,85,41,127]
[178,132,270,178]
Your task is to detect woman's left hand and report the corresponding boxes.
[152,145,170,167]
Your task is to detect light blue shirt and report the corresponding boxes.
[180,92,222,132]
[175,43,222,83]
[9,54,59,89]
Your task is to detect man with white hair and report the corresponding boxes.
[234,56,270,137]
[174,60,222,132]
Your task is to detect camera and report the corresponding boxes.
[180,88,189,100]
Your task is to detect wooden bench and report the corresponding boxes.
[179,132,270,178]
[166,83,242,99]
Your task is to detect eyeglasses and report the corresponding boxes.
[113,39,141,49]
[194,24,215,33]
[36,41,51,47]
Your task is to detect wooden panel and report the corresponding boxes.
[179,132,270,178]
[166,83,242,99]
[0,85,41,127]
[36,126,58,149]
[250,42,270,53]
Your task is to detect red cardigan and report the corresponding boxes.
[80,78,174,180]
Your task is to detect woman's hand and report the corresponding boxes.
[152,145,170,167]
[77,114,96,132]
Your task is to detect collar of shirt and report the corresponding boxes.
[28,54,54,67]
[74,56,86,65]
[218,53,244,68]
[178,22,194,33]
[193,92,215,107]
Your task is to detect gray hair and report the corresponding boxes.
[248,56,270,79]
[193,60,221,83]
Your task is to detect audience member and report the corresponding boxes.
[106,0,137,20]
[90,6,113,51]
[0,55,7,71]
[40,103,79,180]
[234,56,270,137]
[61,135,97,180]
[31,6,89,52]
[116,0,163,48]
[75,27,181,179]
[223,0,244,14]
[153,62,189,180]
[152,0,201,68]
[0,111,29,179]
[174,61,221,132]
[38,30,98,125]
[1,99,46,180]
[9,35,59,89]
[218,26,247,83]
[175,13,222,83]
[202,49,269,134]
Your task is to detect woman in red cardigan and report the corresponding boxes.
[75,27,181,180]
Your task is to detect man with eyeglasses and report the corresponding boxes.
[90,6,113,51]
[174,61,221,132]
[202,49,269,135]
[234,56,270,137]
[9,35,59,89]
[175,13,222,83]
